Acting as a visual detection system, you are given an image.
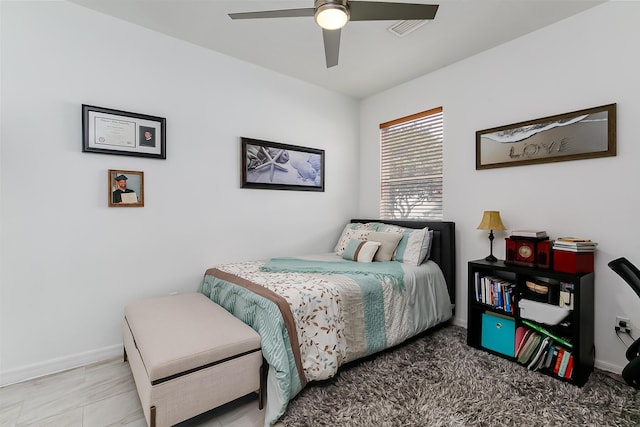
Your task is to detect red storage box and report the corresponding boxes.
[553,250,594,274]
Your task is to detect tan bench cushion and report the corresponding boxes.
[125,293,261,383]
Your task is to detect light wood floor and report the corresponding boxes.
[0,357,269,427]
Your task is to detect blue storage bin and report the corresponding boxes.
[481,312,515,357]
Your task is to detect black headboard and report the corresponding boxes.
[351,219,456,305]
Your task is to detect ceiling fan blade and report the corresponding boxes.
[229,8,314,20]
[349,2,439,21]
[323,29,341,68]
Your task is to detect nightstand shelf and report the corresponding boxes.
[467,259,594,386]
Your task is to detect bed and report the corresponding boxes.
[198,219,456,426]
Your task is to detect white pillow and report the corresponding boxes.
[395,227,431,266]
[420,230,435,264]
[342,239,381,263]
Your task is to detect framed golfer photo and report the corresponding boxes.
[108,169,144,207]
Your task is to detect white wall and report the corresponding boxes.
[0,1,360,385]
[359,1,640,373]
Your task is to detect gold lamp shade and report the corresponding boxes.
[477,211,505,262]
[477,211,506,231]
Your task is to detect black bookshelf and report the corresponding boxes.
[467,259,594,386]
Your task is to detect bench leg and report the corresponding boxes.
[150,405,156,427]
[258,357,267,410]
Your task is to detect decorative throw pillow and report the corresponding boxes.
[335,229,372,255]
[342,239,381,263]
[374,225,433,266]
[374,223,406,234]
[366,231,403,262]
[393,227,432,266]
[334,222,377,254]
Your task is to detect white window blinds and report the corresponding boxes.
[379,107,443,220]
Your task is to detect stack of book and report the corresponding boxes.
[510,230,548,239]
[553,237,598,253]
[515,321,574,379]
[473,273,516,314]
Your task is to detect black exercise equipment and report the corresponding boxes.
[608,257,640,388]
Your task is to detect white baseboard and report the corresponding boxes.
[595,359,624,375]
[452,316,466,329]
[0,344,123,387]
[2,329,625,387]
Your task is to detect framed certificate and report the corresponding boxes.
[83,105,166,159]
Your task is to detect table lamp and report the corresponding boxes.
[477,211,506,262]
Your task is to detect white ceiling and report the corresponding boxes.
[69,0,604,99]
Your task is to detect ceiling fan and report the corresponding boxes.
[229,1,439,68]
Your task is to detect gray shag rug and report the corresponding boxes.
[279,325,639,426]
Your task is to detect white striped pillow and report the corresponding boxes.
[342,239,381,263]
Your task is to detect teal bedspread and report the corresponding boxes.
[261,257,405,355]
[198,255,452,426]
[261,257,405,290]
[198,274,303,423]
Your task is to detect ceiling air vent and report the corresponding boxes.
[387,20,428,37]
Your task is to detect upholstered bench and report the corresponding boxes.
[123,293,263,427]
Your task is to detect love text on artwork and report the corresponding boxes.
[509,137,570,159]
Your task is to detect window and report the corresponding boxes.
[380,107,443,220]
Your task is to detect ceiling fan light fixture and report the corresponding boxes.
[315,2,349,30]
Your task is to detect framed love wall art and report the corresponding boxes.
[241,137,325,191]
[476,103,616,170]
[83,105,166,159]
[108,169,144,207]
